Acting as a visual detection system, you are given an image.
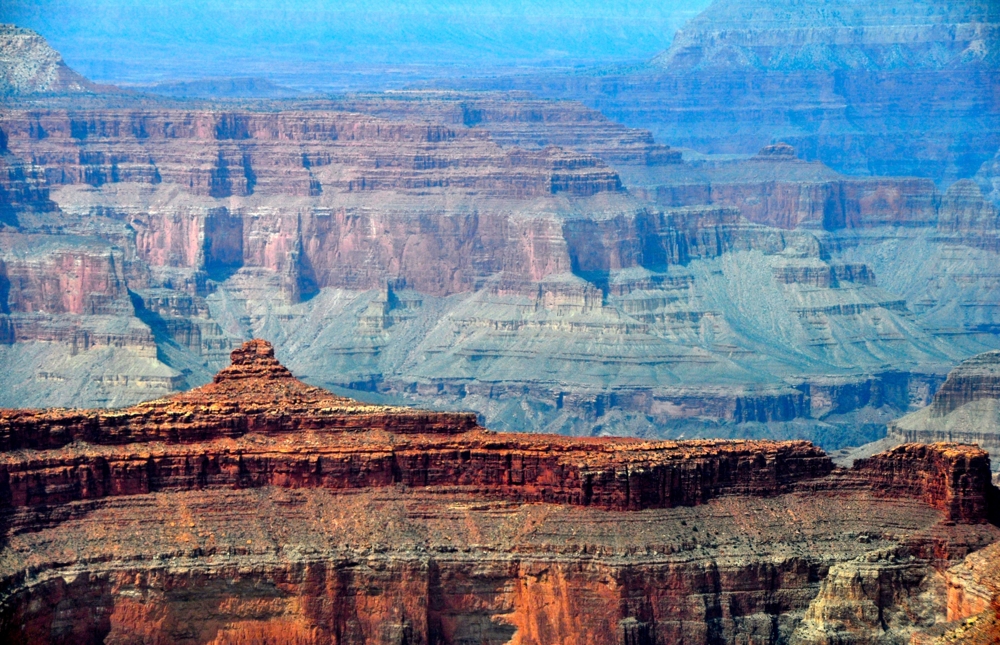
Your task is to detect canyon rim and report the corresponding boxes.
[1,0,1000,643]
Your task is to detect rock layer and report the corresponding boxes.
[889,351,1000,469]
[0,341,1000,645]
[0,340,999,645]
[448,0,1000,182]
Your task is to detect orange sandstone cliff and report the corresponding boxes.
[0,339,998,644]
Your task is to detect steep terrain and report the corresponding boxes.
[447,0,1000,183]
[888,351,1000,472]
[2,88,1000,447]
[0,339,998,644]
[0,25,103,95]
[4,29,1000,448]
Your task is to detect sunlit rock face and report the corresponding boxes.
[0,340,998,645]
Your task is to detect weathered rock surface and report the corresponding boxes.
[888,351,1000,471]
[0,25,102,96]
[3,31,1000,447]
[0,340,998,645]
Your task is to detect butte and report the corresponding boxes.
[0,340,997,644]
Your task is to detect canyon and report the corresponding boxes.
[887,350,1000,476]
[447,0,1000,185]
[3,2,1000,643]
[2,86,1000,449]
[1,339,999,644]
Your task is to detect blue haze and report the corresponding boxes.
[1,0,710,90]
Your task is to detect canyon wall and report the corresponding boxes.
[887,351,1000,473]
[0,342,997,645]
[0,95,997,445]
[2,28,1000,444]
[447,0,1000,184]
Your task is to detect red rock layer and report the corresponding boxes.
[0,340,479,450]
[0,109,622,200]
[852,443,997,524]
[653,174,941,230]
[1,340,999,644]
[1,341,996,525]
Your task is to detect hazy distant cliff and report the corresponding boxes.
[452,0,1000,183]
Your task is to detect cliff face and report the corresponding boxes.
[0,340,997,645]
[0,93,995,444]
[2,28,1000,445]
[888,351,1000,469]
[448,0,1000,183]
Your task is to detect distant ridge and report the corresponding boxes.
[654,0,1000,71]
[138,77,301,99]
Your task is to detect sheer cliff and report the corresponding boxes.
[0,340,998,645]
[888,351,1000,472]
[2,91,1000,447]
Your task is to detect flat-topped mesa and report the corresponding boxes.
[853,443,998,524]
[753,142,798,160]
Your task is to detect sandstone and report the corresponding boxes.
[0,340,999,644]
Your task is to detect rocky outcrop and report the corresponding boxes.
[910,541,1000,644]
[888,352,1000,467]
[852,443,995,523]
[928,352,1000,417]
[0,341,837,512]
[0,25,102,95]
[0,341,998,645]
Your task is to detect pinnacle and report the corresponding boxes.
[212,339,295,383]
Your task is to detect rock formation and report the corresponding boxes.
[448,0,1000,183]
[0,25,103,95]
[889,351,1000,471]
[0,89,991,445]
[3,30,1000,449]
[0,339,998,644]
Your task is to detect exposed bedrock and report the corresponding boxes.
[0,109,623,201]
[1,87,1000,440]
[0,342,998,645]
[0,25,101,96]
[448,0,1000,183]
[888,351,1000,470]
